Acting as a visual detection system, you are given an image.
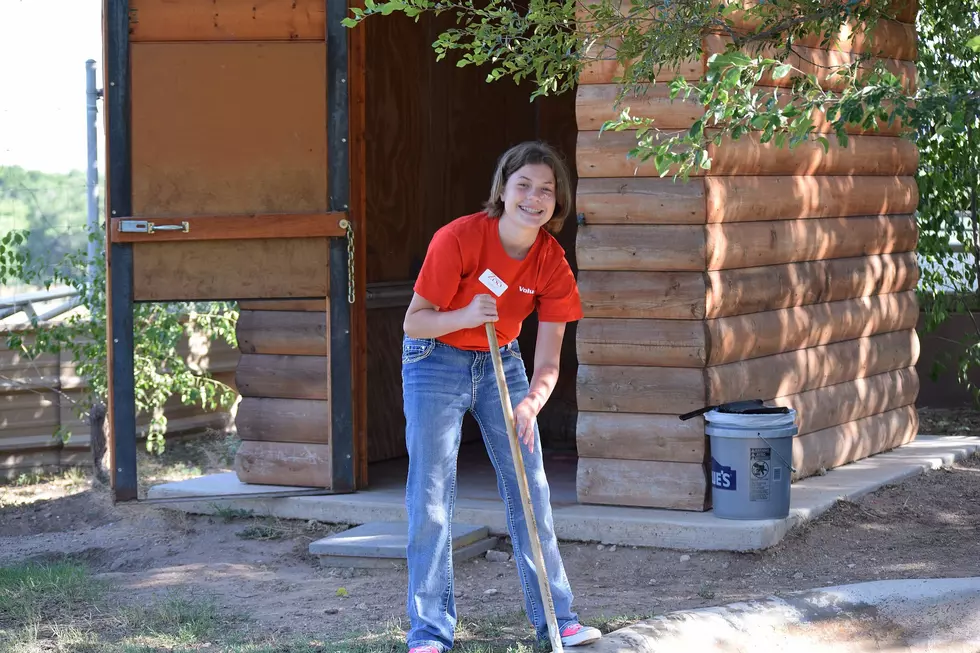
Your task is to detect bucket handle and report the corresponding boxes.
[754,432,797,474]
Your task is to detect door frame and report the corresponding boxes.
[103,0,368,502]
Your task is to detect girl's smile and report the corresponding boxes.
[501,163,557,230]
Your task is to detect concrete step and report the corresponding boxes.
[310,521,497,568]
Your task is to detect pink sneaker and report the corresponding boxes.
[408,647,441,653]
[560,622,602,647]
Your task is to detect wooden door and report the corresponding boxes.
[103,0,366,501]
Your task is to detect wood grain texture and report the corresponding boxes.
[578,291,918,367]
[576,412,706,463]
[129,0,326,41]
[236,397,330,444]
[578,270,706,319]
[577,318,707,367]
[784,20,917,60]
[350,0,370,488]
[792,405,918,480]
[706,252,919,318]
[234,441,332,487]
[705,215,918,269]
[707,329,920,403]
[576,84,702,131]
[236,310,328,356]
[576,216,917,272]
[704,176,919,222]
[111,213,346,243]
[706,291,919,365]
[131,42,326,217]
[577,130,702,178]
[132,238,329,301]
[703,35,917,93]
[577,365,706,413]
[576,225,707,271]
[237,299,327,312]
[578,53,703,86]
[774,366,919,436]
[366,306,410,463]
[707,132,919,176]
[576,458,708,510]
[576,178,706,225]
[579,0,917,53]
[235,354,328,400]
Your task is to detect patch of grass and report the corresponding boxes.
[118,593,228,645]
[212,505,256,522]
[697,581,716,600]
[0,561,107,628]
[583,612,658,633]
[236,524,289,540]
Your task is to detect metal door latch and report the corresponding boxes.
[119,220,189,234]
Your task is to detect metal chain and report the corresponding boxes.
[339,219,355,304]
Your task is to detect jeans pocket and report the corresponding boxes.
[505,341,523,361]
[402,337,435,364]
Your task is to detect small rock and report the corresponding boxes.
[454,589,464,598]
[109,558,128,572]
[484,588,499,596]
[722,562,730,569]
[324,607,340,615]
[355,602,369,610]
[793,572,804,580]
[597,544,605,551]
[680,554,691,562]
[609,545,617,552]
[486,550,511,563]
[648,579,657,585]
[848,564,856,569]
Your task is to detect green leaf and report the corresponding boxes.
[772,64,792,80]
[816,136,830,153]
[967,35,980,53]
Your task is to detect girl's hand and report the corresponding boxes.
[513,397,540,453]
[461,293,498,329]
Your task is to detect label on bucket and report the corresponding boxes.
[749,447,771,502]
[711,457,737,491]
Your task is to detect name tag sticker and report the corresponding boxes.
[479,269,508,297]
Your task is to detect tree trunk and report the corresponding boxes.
[89,401,110,485]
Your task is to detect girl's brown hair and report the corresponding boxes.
[484,141,573,235]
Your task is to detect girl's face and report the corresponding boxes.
[500,163,557,230]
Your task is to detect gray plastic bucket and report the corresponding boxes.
[705,408,797,520]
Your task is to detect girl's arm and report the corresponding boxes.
[514,321,566,453]
[403,292,498,339]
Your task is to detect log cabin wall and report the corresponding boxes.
[574,1,921,510]
[363,13,579,462]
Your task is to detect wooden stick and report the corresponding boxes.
[485,323,564,653]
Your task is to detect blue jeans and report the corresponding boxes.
[401,336,577,651]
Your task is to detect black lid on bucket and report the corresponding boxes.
[678,399,791,421]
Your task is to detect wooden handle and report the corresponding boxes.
[484,323,564,653]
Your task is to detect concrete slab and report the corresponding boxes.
[591,577,980,652]
[309,521,495,568]
[147,435,980,552]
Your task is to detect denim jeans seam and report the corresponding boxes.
[442,439,460,620]
[472,410,541,631]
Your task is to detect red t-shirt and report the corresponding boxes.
[413,211,583,351]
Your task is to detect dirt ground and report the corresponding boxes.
[1,412,979,648]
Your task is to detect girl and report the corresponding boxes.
[400,141,602,652]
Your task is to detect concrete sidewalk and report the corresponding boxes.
[147,435,980,551]
[589,577,980,652]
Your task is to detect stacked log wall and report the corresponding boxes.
[234,299,333,488]
[574,1,920,510]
